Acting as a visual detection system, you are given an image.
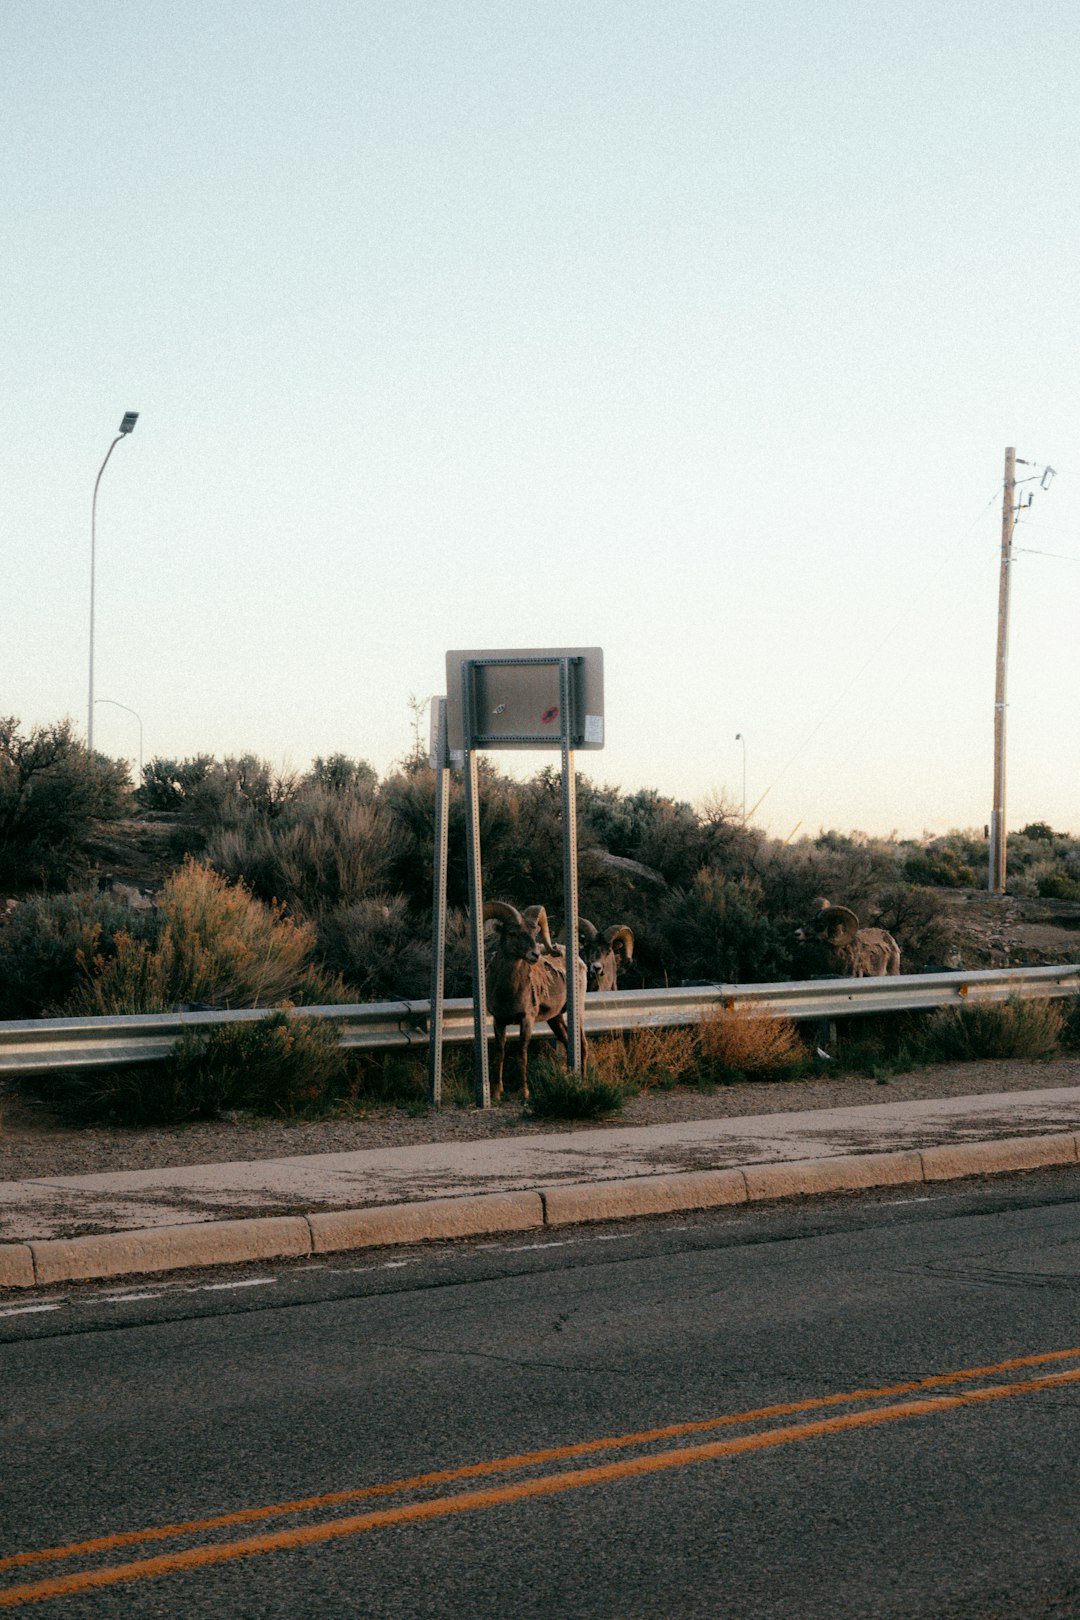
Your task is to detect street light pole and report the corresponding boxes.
[735,733,747,821]
[88,412,139,753]
[94,699,143,780]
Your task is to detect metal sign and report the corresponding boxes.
[445,647,604,756]
[428,651,603,1107]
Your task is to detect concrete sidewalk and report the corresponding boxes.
[4,1085,1080,1289]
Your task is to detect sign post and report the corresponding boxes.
[426,696,451,1106]
[434,647,604,1107]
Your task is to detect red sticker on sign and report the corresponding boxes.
[541,706,559,725]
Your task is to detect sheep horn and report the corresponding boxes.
[602,925,634,960]
[483,901,522,927]
[825,905,860,942]
[521,904,554,951]
[578,917,598,941]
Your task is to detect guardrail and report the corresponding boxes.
[1,964,1078,1077]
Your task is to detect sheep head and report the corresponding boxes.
[602,924,634,962]
[483,901,554,963]
[813,904,860,948]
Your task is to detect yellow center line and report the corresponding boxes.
[4,1363,1080,1610]
[3,1342,1080,1577]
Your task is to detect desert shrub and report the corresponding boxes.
[587,1024,699,1093]
[136,755,214,811]
[40,1012,348,1125]
[1036,870,1080,902]
[903,844,976,888]
[875,885,954,971]
[317,894,432,1000]
[184,755,299,833]
[0,890,162,1017]
[697,1003,805,1081]
[525,1054,625,1119]
[923,996,1064,1063]
[656,869,789,985]
[302,754,378,797]
[64,859,329,1013]
[829,1012,933,1078]
[1059,995,1080,1052]
[0,717,129,891]
[208,787,401,913]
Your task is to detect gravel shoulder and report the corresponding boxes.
[5,1058,1080,1182]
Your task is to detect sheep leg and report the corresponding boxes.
[519,1016,535,1101]
[547,1013,587,1072]
[492,1022,508,1102]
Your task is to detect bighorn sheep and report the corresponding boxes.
[483,901,588,1101]
[798,899,900,977]
[576,918,635,992]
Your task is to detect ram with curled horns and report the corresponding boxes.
[797,898,901,978]
[482,901,588,1100]
[575,918,635,992]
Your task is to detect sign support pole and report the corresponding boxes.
[560,657,583,1073]
[426,697,450,1107]
[461,662,491,1107]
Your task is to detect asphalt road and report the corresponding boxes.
[4,1169,1080,1617]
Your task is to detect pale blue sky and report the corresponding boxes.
[5,1,1079,839]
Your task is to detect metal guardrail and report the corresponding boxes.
[1,964,1078,1076]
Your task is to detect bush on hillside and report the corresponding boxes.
[0,891,162,1017]
[316,893,432,1001]
[0,717,129,891]
[64,859,337,1014]
[136,755,214,811]
[655,869,789,986]
[302,754,378,797]
[207,787,401,913]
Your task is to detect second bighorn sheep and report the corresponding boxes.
[798,899,901,977]
[483,901,588,1101]
[577,918,635,992]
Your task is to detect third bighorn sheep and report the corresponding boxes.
[798,899,901,977]
[576,918,635,992]
[483,901,588,1101]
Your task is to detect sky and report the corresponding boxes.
[5,0,1080,842]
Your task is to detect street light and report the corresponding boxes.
[735,733,747,821]
[94,698,143,780]
[88,412,139,752]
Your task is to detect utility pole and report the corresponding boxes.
[989,447,1016,894]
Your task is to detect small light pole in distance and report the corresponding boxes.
[735,733,747,821]
[94,698,143,781]
[88,412,139,752]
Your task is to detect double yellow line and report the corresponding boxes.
[4,1344,1080,1609]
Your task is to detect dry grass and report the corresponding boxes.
[697,1002,805,1079]
[588,1023,700,1092]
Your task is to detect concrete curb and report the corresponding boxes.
[1,1133,1078,1290]
[29,1216,313,1286]
[308,1192,544,1253]
[543,1169,747,1226]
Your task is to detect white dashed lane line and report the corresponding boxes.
[0,1227,653,1319]
[202,1278,279,1291]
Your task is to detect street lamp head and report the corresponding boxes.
[119,412,139,435]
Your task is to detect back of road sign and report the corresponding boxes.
[445,647,604,754]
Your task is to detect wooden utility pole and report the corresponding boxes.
[989,447,1017,893]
